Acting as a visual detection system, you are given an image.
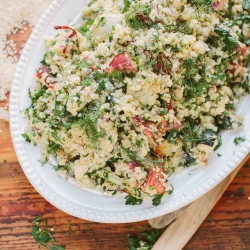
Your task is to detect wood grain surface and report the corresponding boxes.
[152,154,249,250]
[0,24,250,250]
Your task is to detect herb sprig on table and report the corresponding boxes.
[31,215,65,249]
[127,228,163,250]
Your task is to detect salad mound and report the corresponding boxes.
[23,0,250,206]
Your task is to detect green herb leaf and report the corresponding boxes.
[80,113,104,143]
[127,229,163,250]
[238,186,245,194]
[29,88,46,106]
[97,16,106,27]
[93,71,106,81]
[31,226,54,244]
[108,70,124,83]
[233,137,246,146]
[51,131,63,144]
[122,0,131,13]
[167,128,179,145]
[125,195,143,205]
[196,80,210,92]
[125,3,152,29]
[96,80,106,93]
[152,194,163,206]
[215,26,238,53]
[122,147,137,161]
[81,77,92,87]
[22,133,31,143]
[49,245,65,250]
[214,134,222,151]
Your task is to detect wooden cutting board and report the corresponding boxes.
[151,153,250,250]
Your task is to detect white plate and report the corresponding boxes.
[10,0,250,223]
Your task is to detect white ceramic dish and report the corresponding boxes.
[10,0,250,223]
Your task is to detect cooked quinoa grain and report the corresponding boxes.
[23,0,250,206]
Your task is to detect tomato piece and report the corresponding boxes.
[89,65,98,71]
[146,168,166,194]
[128,161,142,172]
[237,42,248,54]
[230,61,239,75]
[36,65,51,79]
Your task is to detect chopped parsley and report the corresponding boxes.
[125,194,143,205]
[97,16,106,27]
[233,137,246,146]
[80,112,104,143]
[214,26,238,53]
[125,3,152,29]
[152,194,163,206]
[214,134,222,151]
[22,133,31,143]
[122,0,131,13]
[127,228,163,250]
[31,216,65,249]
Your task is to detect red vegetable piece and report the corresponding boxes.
[36,65,51,79]
[128,162,142,172]
[158,117,182,134]
[145,168,166,194]
[89,66,98,71]
[237,42,248,54]
[213,1,223,9]
[54,25,77,38]
[106,52,137,73]
[230,61,239,75]
[153,52,172,75]
[133,116,143,126]
[167,99,173,110]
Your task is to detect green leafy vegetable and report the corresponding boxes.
[29,88,46,106]
[173,23,193,35]
[125,3,152,29]
[22,133,31,143]
[97,16,106,27]
[122,0,131,13]
[80,113,104,143]
[31,216,65,249]
[122,147,162,165]
[152,194,163,206]
[49,245,65,250]
[127,228,163,250]
[215,26,238,53]
[125,194,143,205]
[233,137,246,145]
[108,70,124,83]
[96,80,106,93]
[31,226,54,245]
[214,134,222,151]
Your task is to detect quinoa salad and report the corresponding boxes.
[22,0,250,206]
